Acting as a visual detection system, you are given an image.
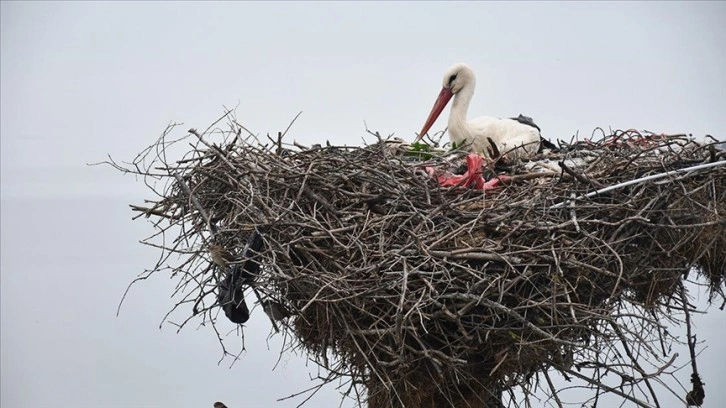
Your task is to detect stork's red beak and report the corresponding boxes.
[415,87,454,142]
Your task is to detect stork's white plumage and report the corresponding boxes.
[416,63,541,159]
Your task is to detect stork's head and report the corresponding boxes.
[441,63,475,95]
[416,63,475,142]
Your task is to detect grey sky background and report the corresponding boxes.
[1,1,724,407]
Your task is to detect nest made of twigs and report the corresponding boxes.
[121,116,725,408]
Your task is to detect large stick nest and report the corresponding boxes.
[115,112,725,408]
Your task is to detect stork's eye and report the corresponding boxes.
[448,74,458,85]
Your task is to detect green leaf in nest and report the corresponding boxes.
[450,139,468,152]
[407,142,434,160]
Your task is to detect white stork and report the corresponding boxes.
[415,63,541,159]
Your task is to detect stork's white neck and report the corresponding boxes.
[448,82,475,145]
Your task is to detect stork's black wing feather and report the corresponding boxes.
[539,138,558,151]
[510,114,541,132]
[510,114,559,152]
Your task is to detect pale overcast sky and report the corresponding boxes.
[1,2,724,408]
